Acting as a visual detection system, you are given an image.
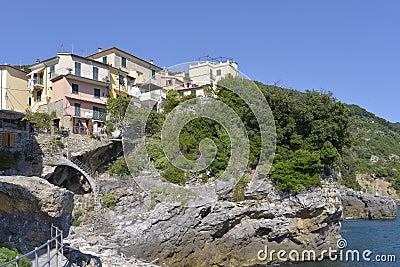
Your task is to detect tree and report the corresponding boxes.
[106,97,130,130]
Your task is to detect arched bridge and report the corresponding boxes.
[44,155,97,194]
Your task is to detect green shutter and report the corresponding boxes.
[75,103,81,116]
[93,67,99,80]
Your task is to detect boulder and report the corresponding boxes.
[341,189,397,219]
[0,176,74,252]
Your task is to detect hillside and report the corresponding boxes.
[341,104,400,193]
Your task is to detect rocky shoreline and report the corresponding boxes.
[1,175,398,266]
[341,189,398,219]
[67,178,343,266]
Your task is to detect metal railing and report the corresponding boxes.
[64,154,95,178]
[0,225,64,267]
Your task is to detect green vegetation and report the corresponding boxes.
[0,150,17,171]
[108,156,130,176]
[102,193,117,209]
[340,104,400,192]
[55,140,64,149]
[233,176,250,201]
[26,111,56,131]
[142,77,349,193]
[106,97,129,130]
[71,211,83,227]
[0,244,31,266]
[134,75,400,194]
[90,134,101,140]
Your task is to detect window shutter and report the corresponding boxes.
[2,133,8,147]
[9,133,15,147]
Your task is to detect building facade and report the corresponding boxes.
[0,65,29,113]
[189,58,238,88]
[28,53,110,135]
[87,47,162,97]
[0,110,30,152]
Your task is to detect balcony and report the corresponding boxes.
[33,77,44,86]
[71,107,107,121]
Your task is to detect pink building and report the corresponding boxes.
[51,74,109,135]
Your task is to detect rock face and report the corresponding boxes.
[71,179,342,266]
[0,176,74,252]
[341,189,398,219]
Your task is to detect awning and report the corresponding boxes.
[26,67,44,77]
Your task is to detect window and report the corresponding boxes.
[49,65,55,78]
[151,69,156,79]
[72,83,79,94]
[210,69,213,78]
[191,90,196,95]
[119,75,125,85]
[102,56,107,64]
[216,69,221,76]
[75,62,81,76]
[93,106,106,121]
[93,67,98,80]
[37,90,42,102]
[121,57,127,68]
[2,133,15,147]
[179,91,184,97]
[74,103,81,117]
[94,88,100,98]
[29,97,31,106]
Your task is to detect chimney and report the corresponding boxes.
[98,46,102,52]
[36,59,40,63]
[150,59,154,64]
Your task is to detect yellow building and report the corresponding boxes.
[27,57,58,112]
[0,65,29,113]
[109,66,137,99]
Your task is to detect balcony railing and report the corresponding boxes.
[33,77,44,86]
[72,107,107,121]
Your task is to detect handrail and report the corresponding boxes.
[0,225,64,267]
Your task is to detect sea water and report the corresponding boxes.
[279,207,400,267]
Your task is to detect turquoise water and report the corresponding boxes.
[279,207,400,267]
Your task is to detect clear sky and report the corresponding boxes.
[1,1,399,122]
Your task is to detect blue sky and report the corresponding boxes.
[2,1,400,122]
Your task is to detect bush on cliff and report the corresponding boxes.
[0,244,31,266]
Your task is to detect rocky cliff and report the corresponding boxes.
[341,189,398,219]
[0,176,74,252]
[69,179,342,266]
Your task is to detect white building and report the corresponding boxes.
[189,57,238,89]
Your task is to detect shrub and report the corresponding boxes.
[0,244,31,266]
[233,176,250,201]
[90,134,101,140]
[102,193,116,209]
[71,211,82,227]
[0,150,16,171]
[161,163,187,185]
[108,157,130,176]
[55,140,64,149]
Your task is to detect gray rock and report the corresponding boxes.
[70,180,343,266]
[341,189,398,219]
[0,176,74,252]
